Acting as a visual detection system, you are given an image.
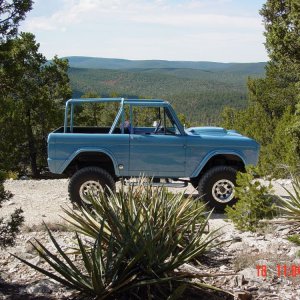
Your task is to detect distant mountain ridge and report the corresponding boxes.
[64,56,267,74]
[65,56,267,125]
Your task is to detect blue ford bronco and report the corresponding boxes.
[47,98,260,210]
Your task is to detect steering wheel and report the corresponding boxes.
[153,119,162,134]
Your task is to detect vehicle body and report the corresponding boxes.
[47,98,260,210]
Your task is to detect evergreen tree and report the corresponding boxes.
[0,0,32,41]
[0,33,71,176]
[222,0,300,176]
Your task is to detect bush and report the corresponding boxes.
[225,166,277,232]
[15,182,225,299]
[0,171,24,247]
[287,234,300,246]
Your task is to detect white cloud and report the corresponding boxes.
[24,0,261,31]
[22,0,267,62]
[131,13,261,30]
[25,0,98,31]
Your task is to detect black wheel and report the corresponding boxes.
[68,167,116,206]
[198,166,237,211]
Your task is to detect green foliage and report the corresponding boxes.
[277,175,300,223]
[0,171,12,205]
[0,0,33,41]
[69,65,264,125]
[75,92,122,127]
[63,183,211,257]
[0,207,24,248]
[288,102,300,164]
[0,171,24,247]
[287,234,300,246]
[16,182,224,299]
[261,0,300,66]
[259,109,299,176]
[221,0,300,176]
[4,171,19,180]
[74,93,184,135]
[0,33,71,176]
[225,167,277,232]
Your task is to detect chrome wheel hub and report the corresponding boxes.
[79,180,103,204]
[212,179,235,203]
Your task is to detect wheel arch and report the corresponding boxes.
[191,151,246,180]
[61,148,119,177]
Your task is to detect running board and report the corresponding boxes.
[125,181,188,188]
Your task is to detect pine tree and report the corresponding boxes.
[0,0,33,41]
[222,0,300,176]
[0,33,71,176]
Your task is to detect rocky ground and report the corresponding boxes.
[0,179,299,299]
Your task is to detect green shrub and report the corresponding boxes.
[15,182,225,299]
[287,234,300,246]
[0,171,24,247]
[225,166,277,232]
[5,171,19,180]
[0,171,12,204]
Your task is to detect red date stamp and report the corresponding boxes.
[256,265,300,277]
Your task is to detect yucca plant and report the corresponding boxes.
[277,175,300,223]
[63,183,216,262]
[14,181,227,299]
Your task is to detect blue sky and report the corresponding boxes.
[20,0,268,62]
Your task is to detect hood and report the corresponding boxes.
[186,126,242,136]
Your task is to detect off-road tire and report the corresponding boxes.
[198,165,237,211]
[68,167,115,206]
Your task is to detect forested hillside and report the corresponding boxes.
[68,62,265,124]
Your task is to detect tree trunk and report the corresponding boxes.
[26,109,39,178]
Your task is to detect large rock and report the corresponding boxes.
[228,242,245,252]
[238,267,264,283]
[26,279,57,294]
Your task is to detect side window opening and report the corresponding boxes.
[131,106,180,135]
[164,108,180,135]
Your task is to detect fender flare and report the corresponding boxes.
[191,150,246,178]
[58,147,120,176]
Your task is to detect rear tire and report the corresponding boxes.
[198,166,237,211]
[68,167,115,206]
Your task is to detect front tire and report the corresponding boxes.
[198,166,237,211]
[68,167,116,206]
